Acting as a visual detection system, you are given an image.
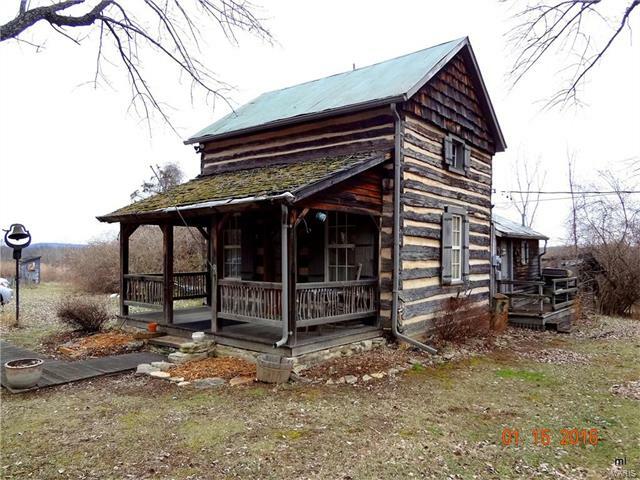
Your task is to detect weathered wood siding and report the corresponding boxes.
[513,239,541,282]
[297,167,384,216]
[392,52,495,337]
[199,107,395,175]
[403,51,495,154]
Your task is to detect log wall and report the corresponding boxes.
[390,52,496,337]
[199,107,395,175]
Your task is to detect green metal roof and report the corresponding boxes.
[186,37,498,146]
[98,152,387,221]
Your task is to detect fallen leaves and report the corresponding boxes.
[168,357,256,381]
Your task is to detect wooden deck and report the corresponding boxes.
[0,340,165,393]
[125,307,382,357]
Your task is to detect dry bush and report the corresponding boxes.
[40,263,73,283]
[572,172,640,317]
[69,226,206,294]
[588,244,640,316]
[57,297,111,332]
[432,294,491,343]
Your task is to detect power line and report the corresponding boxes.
[496,190,640,195]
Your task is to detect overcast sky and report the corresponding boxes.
[1,0,638,246]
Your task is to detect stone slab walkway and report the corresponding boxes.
[0,340,165,393]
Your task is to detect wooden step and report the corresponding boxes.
[148,335,192,349]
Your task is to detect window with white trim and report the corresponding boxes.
[451,214,462,281]
[327,212,356,281]
[223,214,242,278]
[441,205,470,285]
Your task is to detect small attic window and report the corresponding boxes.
[444,134,470,175]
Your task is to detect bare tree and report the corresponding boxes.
[573,171,640,315]
[567,151,579,257]
[504,0,639,107]
[511,155,547,227]
[1,1,272,130]
[130,162,184,201]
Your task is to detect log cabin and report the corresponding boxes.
[98,37,507,357]
[492,214,576,332]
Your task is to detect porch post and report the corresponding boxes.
[209,216,219,333]
[287,209,298,347]
[162,224,174,325]
[119,223,133,317]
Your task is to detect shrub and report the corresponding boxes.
[57,297,111,332]
[432,294,491,343]
[68,226,206,294]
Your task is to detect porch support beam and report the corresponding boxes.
[161,224,174,325]
[209,216,219,333]
[119,223,138,317]
[287,208,298,347]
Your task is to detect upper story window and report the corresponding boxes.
[444,134,471,175]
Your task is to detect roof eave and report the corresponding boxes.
[184,95,405,145]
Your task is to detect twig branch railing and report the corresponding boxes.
[218,279,283,327]
[296,279,378,327]
[123,271,208,307]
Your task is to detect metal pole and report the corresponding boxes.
[15,258,19,325]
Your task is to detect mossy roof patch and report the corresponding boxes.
[100,152,383,219]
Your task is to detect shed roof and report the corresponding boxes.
[98,151,388,222]
[493,214,548,240]
[186,37,506,151]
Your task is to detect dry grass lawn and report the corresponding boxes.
[1,284,639,479]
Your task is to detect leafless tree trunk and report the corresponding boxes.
[511,155,547,227]
[503,0,639,107]
[1,1,272,131]
[567,151,579,257]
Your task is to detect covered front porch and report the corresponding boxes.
[97,152,388,355]
[117,207,381,354]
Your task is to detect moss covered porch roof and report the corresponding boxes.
[98,151,387,221]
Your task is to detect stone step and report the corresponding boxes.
[149,335,192,349]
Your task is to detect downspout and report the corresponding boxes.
[390,103,438,355]
[275,203,291,347]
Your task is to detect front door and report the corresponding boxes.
[498,239,512,293]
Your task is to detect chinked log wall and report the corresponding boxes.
[199,107,395,175]
[384,51,495,336]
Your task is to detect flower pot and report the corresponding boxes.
[4,358,44,390]
[148,322,158,333]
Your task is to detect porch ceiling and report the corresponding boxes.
[97,151,388,222]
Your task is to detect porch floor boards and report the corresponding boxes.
[125,306,382,356]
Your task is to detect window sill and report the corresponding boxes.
[446,166,468,176]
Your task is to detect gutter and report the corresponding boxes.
[274,203,291,347]
[390,104,438,355]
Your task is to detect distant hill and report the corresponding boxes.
[27,242,86,250]
[1,242,85,267]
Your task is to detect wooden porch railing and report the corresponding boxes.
[296,279,378,327]
[123,271,208,307]
[173,271,208,300]
[498,276,577,315]
[123,274,164,307]
[218,279,282,327]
